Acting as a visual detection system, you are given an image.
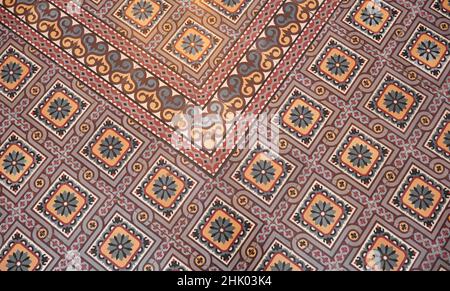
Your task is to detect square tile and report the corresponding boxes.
[190,197,254,264]
[80,118,141,179]
[0,132,45,194]
[290,181,355,248]
[88,214,153,270]
[30,81,90,139]
[400,24,450,79]
[274,88,332,147]
[352,223,418,271]
[0,230,52,271]
[344,0,400,43]
[233,143,295,204]
[205,0,252,22]
[133,158,197,221]
[365,74,425,132]
[389,165,450,231]
[309,38,367,93]
[256,240,316,271]
[165,18,221,71]
[0,45,40,100]
[329,126,392,188]
[426,110,450,161]
[34,172,98,237]
[114,0,171,37]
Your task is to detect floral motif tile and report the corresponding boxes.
[233,144,295,204]
[274,88,332,147]
[400,24,450,79]
[0,230,52,271]
[431,0,450,18]
[352,224,418,271]
[330,126,392,188]
[0,45,40,100]
[133,158,197,221]
[80,118,141,179]
[30,81,90,139]
[190,197,254,265]
[114,0,171,37]
[0,132,45,194]
[389,165,450,231]
[165,18,221,71]
[345,0,400,43]
[205,0,252,22]
[88,214,153,270]
[309,38,367,93]
[426,110,450,161]
[290,181,355,248]
[33,172,98,237]
[256,240,315,271]
[365,73,426,131]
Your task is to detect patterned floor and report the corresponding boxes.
[0,0,449,271]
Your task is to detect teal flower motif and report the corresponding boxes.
[209,217,235,244]
[326,54,350,76]
[181,33,205,56]
[152,175,178,201]
[132,0,154,21]
[270,261,293,271]
[417,40,441,61]
[47,98,72,121]
[372,244,399,271]
[290,105,313,129]
[108,233,134,261]
[408,185,434,210]
[383,90,408,114]
[99,135,124,160]
[251,160,276,185]
[360,5,384,27]
[2,150,27,175]
[1,62,23,84]
[6,250,32,271]
[347,144,373,168]
[53,191,79,217]
[310,201,336,227]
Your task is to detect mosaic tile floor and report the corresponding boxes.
[0,0,449,271]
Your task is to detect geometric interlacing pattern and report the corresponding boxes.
[0,0,449,271]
